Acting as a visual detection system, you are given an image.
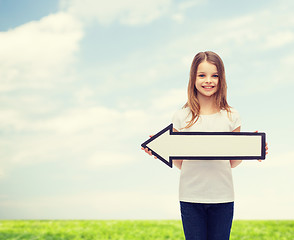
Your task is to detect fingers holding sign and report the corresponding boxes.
[255,130,268,162]
[141,135,157,159]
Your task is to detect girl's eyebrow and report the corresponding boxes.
[197,71,218,74]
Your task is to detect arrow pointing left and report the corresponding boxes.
[141,124,266,168]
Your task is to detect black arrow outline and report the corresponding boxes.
[141,124,266,168]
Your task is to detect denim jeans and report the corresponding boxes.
[180,201,234,240]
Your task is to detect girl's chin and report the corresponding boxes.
[198,91,217,98]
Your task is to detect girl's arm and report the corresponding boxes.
[230,126,242,168]
[173,160,183,169]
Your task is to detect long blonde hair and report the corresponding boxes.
[183,51,231,129]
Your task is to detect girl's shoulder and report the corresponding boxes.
[219,107,239,114]
[224,107,241,129]
[228,107,239,114]
[172,107,192,130]
[227,107,241,119]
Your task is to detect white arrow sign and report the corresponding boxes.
[141,124,266,168]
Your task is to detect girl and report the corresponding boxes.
[142,51,268,240]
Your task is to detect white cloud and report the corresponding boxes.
[0,109,23,131]
[1,106,133,134]
[60,0,209,26]
[235,190,294,219]
[0,86,187,176]
[152,88,186,112]
[164,2,294,55]
[0,191,180,219]
[0,104,157,175]
[234,163,294,220]
[281,53,294,66]
[87,151,136,168]
[0,12,83,91]
[261,152,294,168]
[37,107,121,133]
[238,151,294,170]
[0,168,5,179]
[60,0,172,26]
[74,87,95,105]
[171,0,206,23]
[171,13,185,23]
[263,31,294,49]
[232,150,294,219]
[177,0,206,11]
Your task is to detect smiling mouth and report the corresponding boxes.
[202,86,215,89]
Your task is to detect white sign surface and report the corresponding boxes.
[141,124,266,168]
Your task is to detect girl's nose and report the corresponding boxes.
[205,77,212,83]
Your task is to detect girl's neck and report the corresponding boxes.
[197,94,219,115]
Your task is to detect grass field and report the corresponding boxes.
[0,220,293,240]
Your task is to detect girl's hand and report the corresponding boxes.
[141,135,157,159]
[261,142,269,161]
[255,131,269,162]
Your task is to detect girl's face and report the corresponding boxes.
[195,61,219,98]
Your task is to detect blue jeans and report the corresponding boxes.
[180,201,234,240]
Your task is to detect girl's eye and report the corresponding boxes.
[213,75,219,78]
[198,74,205,77]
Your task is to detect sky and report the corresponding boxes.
[0,0,293,220]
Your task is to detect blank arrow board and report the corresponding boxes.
[141,124,266,168]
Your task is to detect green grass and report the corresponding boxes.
[0,220,293,240]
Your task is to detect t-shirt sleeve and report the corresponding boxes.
[172,110,182,131]
[230,108,241,131]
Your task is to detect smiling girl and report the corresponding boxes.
[172,51,241,240]
[142,51,267,240]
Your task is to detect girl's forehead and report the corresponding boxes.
[197,61,217,72]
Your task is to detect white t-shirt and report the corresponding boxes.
[172,107,241,203]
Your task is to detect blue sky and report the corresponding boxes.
[0,0,293,220]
